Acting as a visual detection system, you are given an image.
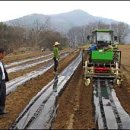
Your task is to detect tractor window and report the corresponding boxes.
[97,32,111,42]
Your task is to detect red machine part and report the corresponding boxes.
[94,67,110,73]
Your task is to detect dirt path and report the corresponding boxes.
[0,50,79,129]
[52,63,95,129]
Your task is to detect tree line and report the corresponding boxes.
[0,20,129,53]
[67,21,130,47]
[0,21,68,53]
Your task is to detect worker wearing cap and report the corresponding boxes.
[0,48,9,117]
[53,42,60,73]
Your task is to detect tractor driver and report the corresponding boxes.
[87,44,97,53]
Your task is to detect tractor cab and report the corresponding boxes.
[88,29,115,52]
[91,29,113,49]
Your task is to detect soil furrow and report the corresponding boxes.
[52,63,95,129]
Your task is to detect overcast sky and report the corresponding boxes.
[0,1,130,24]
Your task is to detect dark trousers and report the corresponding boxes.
[53,57,58,72]
[0,81,6,113]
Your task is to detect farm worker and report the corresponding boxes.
[87,44,97,62]
[87,44,97,53]
[53,41,60,74]
[0,48,9,117]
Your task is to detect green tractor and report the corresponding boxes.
[82,29,121,86]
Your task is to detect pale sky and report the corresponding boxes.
[0,1,130,24]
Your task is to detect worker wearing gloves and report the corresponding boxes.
[0,48,9,117]
[53,42,60,74]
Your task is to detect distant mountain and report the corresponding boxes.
[5,9,118,32]
[5,13,49,28]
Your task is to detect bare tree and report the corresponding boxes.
[38,30,68,50]
[96,21,109,29]
[111,22,130,43]
[31,16,51,47]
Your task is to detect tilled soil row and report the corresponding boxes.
[0,50,79,129]
[8,51,68,80]
[4,51,51,64]
[114,45,130,117]
[52,63,96,129]
[115,77,130,115]
[8,58,51,80]
[8,51,69,80]
[6,53,52,69]
[114,66,130,116]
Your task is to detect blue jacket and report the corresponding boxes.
[88,44,97,52]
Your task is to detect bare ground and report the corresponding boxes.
[4,48,73,64]
[4,50,51,64]
[6,53,52,69]
[8,57,53,80]
[0,50,79,129]
[8,50,70,80]
[114,45,130,116]
[8,61,49,80]
[52,63,95,129]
